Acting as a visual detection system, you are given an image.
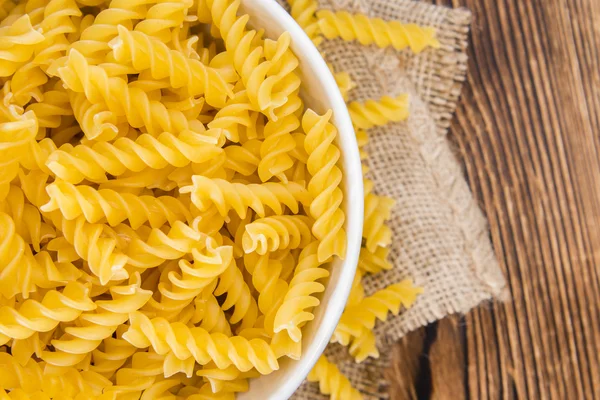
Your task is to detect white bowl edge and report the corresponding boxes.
[237,1,364,399]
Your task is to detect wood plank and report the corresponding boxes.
[390,0,600,398]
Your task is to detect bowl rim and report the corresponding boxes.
[237,1,364,399]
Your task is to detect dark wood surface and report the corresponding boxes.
[388,0,600,398]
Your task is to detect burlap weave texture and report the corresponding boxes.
[290,0,507,398]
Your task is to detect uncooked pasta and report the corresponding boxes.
[0,0,431,398]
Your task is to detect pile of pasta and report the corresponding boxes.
[0,0,435,398]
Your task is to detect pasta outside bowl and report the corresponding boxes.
[238,0,364,398]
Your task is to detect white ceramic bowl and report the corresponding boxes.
[237,1,363,399]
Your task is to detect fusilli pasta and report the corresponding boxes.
[316,10,440,53]
[0,0,431,397]
[307,355,363,400]
[348,94,410,130]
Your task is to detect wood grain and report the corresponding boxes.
[389,0,600,398]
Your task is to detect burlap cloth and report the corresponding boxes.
[281,0,507,398]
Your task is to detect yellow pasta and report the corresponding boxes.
[303,109,347,262]
[333,69,356,101]
[243,252,288,334]
[41,273,152,367]
[332,280,423,345]
[46,129,223,184]
[258,114,298,182]
[363,192,395,252]
[0,15,44,77]
[242,215,313,255]
[0,353,111,398]
[42,180,193,228]
[307,355,363,400]
[181,176,310,219]
[124,312,279,375]
[110,25,234,108]
[0,0,428,397]
[133,0,194,44]
[358,245,393,275]
[214,259,259,330]
[58,50,205,136]
[1,184,55,251]
[348,94,410,130]
[273,241,329,342]
[144,242,232,319]
[316,10,441,53]
[288,0,321,45]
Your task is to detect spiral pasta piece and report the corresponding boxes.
[302,109,346,262]
[316,10,440,53]
[0,353,112,398]
[0,105,38,199]
[355,128,368,160]
[242,253,287,334]
[144,241,233,319]
[100,351,166,398]
[307,355,363,400]
[0,14,44,77]
[42,180,192,228]
[273,242,329,342]
[207,90,254,142]
[0,0,16,23]
[109,25,234,108]
[57,49,204,136]
[115,218,218,267]
[31,0,82,69]
[260,32,302,121]
[333,70,355,101]
[190,293,233,337]
[214,259,258,329]
[65,0,160,64]
[41,273,152,367]
[123,312,279,375]
[181,176,310,219]
[89,335,137,380]
[46,129,223,184]
[358,246,392,275]
[258,114,298,182]
[196,365,257,395]
[68,91,134,142]
[3,64,47,108]
[203,0,277,113]
[346,270,365,308]
[363,192,395,252]
[332,280,422,344]
[0,281,95,345]
[223,139,261,177]
[348,94,409,130]
[1,184,55,251]
[288,0,320,45]
[348,327,379,363]
[25,87,73,138]
[0,212,80,298]
[46,214,129,285]
[242,215,312,255]
[134,0,193,43]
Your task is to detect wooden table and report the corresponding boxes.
[387,0,600,398]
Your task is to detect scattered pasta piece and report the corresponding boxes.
[331,280,423,347]
[348,94,410,130]
[307,355,363,400]
[316,10,441,53]
[289,0,321,45]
